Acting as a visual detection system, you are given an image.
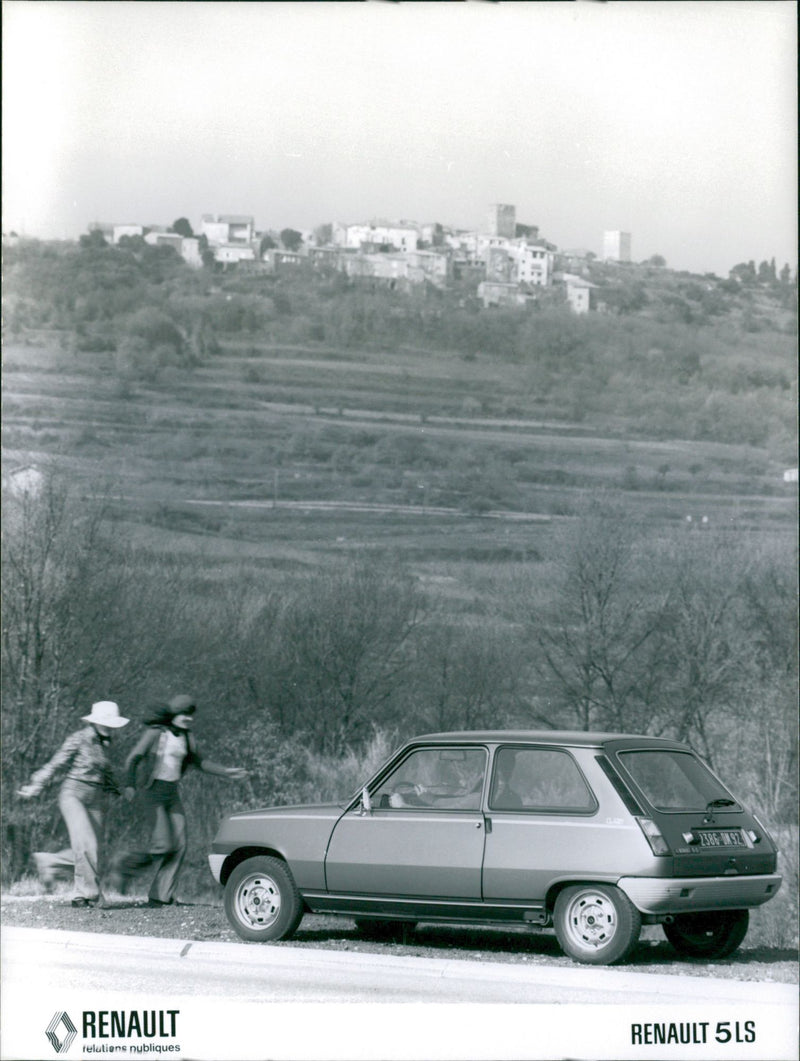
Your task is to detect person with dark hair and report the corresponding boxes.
[111,694,246,906]
[17,701,130,907]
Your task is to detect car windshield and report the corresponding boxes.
[617,750,737,812]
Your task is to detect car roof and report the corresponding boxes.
[407,730,684,749]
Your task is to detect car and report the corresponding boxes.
[208,730,782,965]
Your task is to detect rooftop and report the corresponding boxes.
[407,730,685,748]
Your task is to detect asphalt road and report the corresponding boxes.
[3,926,796,1006]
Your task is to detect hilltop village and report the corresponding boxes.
[85,204,630,314]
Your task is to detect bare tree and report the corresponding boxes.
[230,562,425,754]
[409,620,521,732]
[656,550,744,763]
[734,542,798,819]
[524,503,669,732]
[1,473,190,878]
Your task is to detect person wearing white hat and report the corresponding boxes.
[17,700,130,906]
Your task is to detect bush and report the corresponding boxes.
[748,825,798,949]
[115,308,189,380]
[300,730,400,802]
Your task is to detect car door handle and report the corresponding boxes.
[483,818,492,834]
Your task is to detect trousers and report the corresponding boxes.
[34,779,104,900]
[117,780,187,903]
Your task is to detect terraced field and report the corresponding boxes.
[3,340,795,585]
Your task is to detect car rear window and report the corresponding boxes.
[489,747,596,812]
[617,750,737,812]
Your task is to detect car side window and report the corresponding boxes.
[489,747,596,812]
[373,747,487,810]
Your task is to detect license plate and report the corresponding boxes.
[698,829,745,847]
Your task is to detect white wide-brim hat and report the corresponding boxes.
[82,701,130,728]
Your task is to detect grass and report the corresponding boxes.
[4,337,795,622]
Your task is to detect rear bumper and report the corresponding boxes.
[618,873,782,914]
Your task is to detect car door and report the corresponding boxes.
[481,745,601,901]
[324,745,488,899]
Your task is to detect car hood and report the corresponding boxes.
[224,801,348,822]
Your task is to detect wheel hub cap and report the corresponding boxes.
[569,895,615,949]
[237,875,280,928]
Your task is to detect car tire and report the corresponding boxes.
[354,919,416,941]
[224,855,304,942]
[554,884,642,965]
[663,909,749,959]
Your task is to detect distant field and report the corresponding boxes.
[2,340,796,592]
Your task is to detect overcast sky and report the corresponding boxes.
[3,1,796,275]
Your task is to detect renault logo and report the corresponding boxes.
[45,1011,77,1054]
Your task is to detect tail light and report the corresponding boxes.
[636,816,670,855]
[752,813,776,847]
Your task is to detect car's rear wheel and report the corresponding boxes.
[663,909,749,959]
[554,884,642,965]
[224,856,303,942]
[354,919,417,940]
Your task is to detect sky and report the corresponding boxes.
[2,0,796,276]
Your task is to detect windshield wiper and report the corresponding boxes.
[704,797,735,822]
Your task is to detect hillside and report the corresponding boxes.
[2,238,796,635]
[2,240,797,890]
[2,238,797,633]
[3,237,797,489]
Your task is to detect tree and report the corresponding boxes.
[599,282,648,316]
[79,229,108,250]
[779,262,792,285]
[656,550,743,762]
[646,254,666,267]
[734,544,798,820]
[521,503,669,733]
[236,563,424,754]
[115,307,188,380]
[259,234,277,256]
[643,533,794,782]
[1,474,191,880]
[116,234,146,252]
[198,233,216,269]
[758,259,777,283]
[171,217,194,238]
[410,622,521,732]
[730,261,756,283]
[280,228,303,252]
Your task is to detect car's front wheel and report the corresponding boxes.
[224,856,304,942]
[553,884,642,965]
[663,909,749,959]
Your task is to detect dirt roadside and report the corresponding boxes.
[2,893,797,985]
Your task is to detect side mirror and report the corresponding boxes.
[359,786,372,815]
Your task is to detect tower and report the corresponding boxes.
[603,231,632,262]
[488,204,516,239]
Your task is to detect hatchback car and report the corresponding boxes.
[208,731,782,964]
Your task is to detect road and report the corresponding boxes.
[3,928,797,1060]
[2,926,795,1006]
